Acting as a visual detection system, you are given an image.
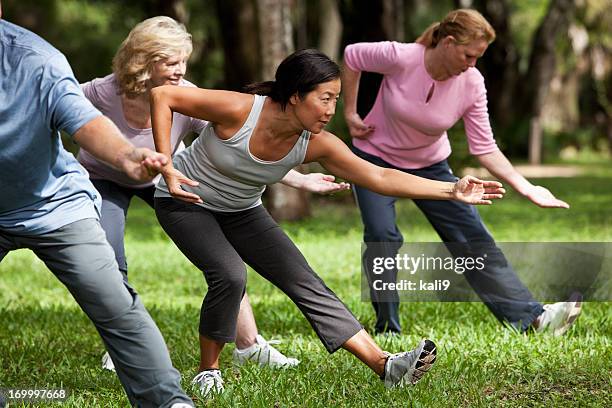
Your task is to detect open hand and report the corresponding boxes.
[161,167,203,204]
[453,175,505,205]
[299,173,351,194]
[524,185,569,208]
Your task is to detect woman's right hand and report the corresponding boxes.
[452,175,505,205]
[162,166,203,204]
[345,112,375,139]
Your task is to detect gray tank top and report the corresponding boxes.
[155,95,311,212]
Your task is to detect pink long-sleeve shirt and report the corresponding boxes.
[343,41,499,169]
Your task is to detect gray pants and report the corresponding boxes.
[91,179,156,279]
[0,219,193,407]
[155,198,363,353]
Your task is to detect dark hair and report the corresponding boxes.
[244,49,340,111]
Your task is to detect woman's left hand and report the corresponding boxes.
[453,175,505,205]
[524,185,570,208]
[299,173,351,194]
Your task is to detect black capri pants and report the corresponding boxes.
[154,197,363,353]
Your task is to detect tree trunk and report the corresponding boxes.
[473,0,520,128]
[522,0,576,164]
[215,0,261,90]
[382,0,404,41]
[340,0,388,117]
[257,0,312,221]
[318,0,343,61]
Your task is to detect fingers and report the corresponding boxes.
[180,177,200,187]
[480,180,503,188]
[348,122,375,139]
[461,176,503,188]
[538,200,570,209]
[355,126,375,137]
[140,150,168,167]
[164,168,202,203]
[169,187,203,204]
[324,182,351,193]
[461,175,483,184]
[481,194,503,200]
[483,187,506,195]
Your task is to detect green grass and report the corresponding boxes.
[1,164,611,407]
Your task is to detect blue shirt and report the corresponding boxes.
[0,20,101,234]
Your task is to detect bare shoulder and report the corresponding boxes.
[207,90,254,120]
[305,130,348,162]
[153,86,254,126]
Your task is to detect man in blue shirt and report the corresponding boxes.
[0,4,193,407]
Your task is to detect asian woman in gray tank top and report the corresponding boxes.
[79,17,349,373]
[150,49,505,396]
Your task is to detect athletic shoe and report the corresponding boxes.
[192,369,224,397]
[383,339,437,387]
[535,292,582,336]
[170,404,193,408]
[101,351,115,372]
[232,335,299,368]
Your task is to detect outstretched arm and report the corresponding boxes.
[280,169,350,194]
[305,131,504,205]
[477,150,569,208]
[74,116,167,182]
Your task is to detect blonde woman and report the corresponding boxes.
[78,16,341,371]
[342,9,581,335]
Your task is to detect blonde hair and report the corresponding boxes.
[113,16,192,96]
[416,9,495,48]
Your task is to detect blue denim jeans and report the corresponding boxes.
[351,146,543,333]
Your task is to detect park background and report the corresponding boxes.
[0,0,610,406]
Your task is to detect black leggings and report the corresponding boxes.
[154,198,362,353]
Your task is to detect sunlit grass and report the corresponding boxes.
[1,163,610,407]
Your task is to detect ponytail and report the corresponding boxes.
[416,22,442,47]
[243,80,277,97]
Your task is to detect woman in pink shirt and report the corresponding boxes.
[342,9,581,336]
[79,17,347,374]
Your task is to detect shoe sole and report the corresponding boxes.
[409,339,437,385]
[554,292,583,336]
[101,354,116,372]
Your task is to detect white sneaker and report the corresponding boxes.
[383,339,437,387]
[192,369,224,397]
[232,335,299,368]
[101,351,116,372]
[170,404,193,408]
[535,293,582,336]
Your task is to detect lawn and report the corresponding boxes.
[1,161,611,407]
